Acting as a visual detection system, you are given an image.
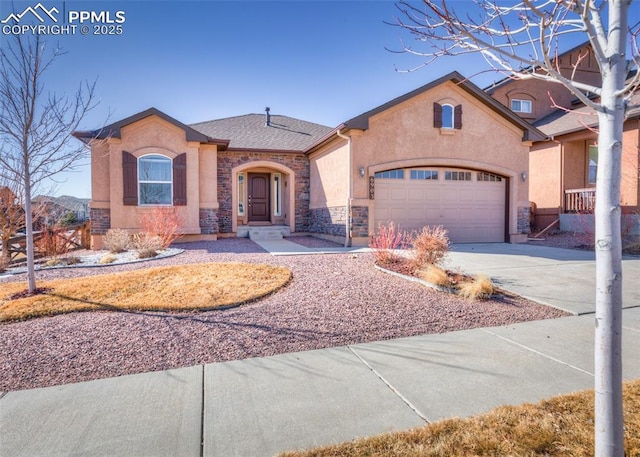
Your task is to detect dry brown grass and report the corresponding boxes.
[281,379,640,457]
[457,274,495,300]
[417,265,452,288]
[0,262,292,322]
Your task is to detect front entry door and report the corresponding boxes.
[248,173,270,222]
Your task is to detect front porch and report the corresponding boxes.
[560,188,640,235]
[236,225,291,240]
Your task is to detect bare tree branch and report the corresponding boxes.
[0,33,97,293]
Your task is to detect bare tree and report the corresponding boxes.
[390,1,638,455]
[0,33,96,293]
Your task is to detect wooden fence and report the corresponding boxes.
[2,222,90,263]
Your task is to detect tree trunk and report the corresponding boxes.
[594,3,627,455]
[23,172,36,294]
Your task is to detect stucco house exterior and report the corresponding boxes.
[486,43,640,234]
[75,71,544,249]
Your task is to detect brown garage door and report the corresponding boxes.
[374,168,506,243]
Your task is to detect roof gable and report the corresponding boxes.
[73,107,230,148]
[484,41,594,94]
[342,71,544,142]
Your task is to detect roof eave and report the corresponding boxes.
[303,124,347,154]
[73,108,230,147]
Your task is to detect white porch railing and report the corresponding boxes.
[564,188,596,213]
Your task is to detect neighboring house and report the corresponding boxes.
[32,195,91,227]
[486,42,640,234]
[75,71,543,249]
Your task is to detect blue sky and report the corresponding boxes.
[0,0,628,197]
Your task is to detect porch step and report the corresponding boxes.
[240,225,291,240]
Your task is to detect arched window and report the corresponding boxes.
[138,154,172,205]
[441,104,454,129]
[433,102,462,129]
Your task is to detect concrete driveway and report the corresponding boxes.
[444,243,640,315]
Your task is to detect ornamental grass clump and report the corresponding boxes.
[417,264,452,288]
[132,232,163,259]
[103,228,131,253]
[369,222,411,267]
[458,274,495,300]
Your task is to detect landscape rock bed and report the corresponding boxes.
[0,238,567,392]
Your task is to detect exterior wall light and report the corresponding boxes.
[521,171,527,182]
[359,166,366,178]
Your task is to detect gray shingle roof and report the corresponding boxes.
[191,114,332,151]
[534,92,640,138]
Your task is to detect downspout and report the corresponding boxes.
[336,129,352,247]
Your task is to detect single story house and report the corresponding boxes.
[75,71,544,249]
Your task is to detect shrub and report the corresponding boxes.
[44,256,81,267]
[417,264,452,288]
[62,256,82,265]
[103,229,131,253]
[136,249,158,259]
[410,225,450,268]
[132,232,163,259]
[99,254,117,264]
[138,207,184,249]
[58,212,78,227]
[369,222,411,266]
[458,274,495,300]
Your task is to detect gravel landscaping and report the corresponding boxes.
[0,238,567,392]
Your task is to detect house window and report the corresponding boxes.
[477,172,502,182]
[375,169,404,179]
[589,145,598,184]
[445,171,471,181]
[238,173,245,216]
[511,99,532,113]
[273,173,282,216]
[410,170,438,180]
[433,103,462,129]
[442,104,454,129]
[138,155,172,205]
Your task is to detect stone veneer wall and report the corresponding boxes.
[217,151,310,233]
[517,206,531,234]
[309,206,347,237]
[309,205,370,239]
[90,208,111,235]
[199,208,218,234]
[350,206,369,238]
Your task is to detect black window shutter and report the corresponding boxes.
[173,153,187,206]
[122,151,138,206]
[454,104,463,129]
[433,103,443,128]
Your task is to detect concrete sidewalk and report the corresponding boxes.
[2,243,639,456]
[3,308,640,457]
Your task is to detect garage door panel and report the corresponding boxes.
[375,170,506,243]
